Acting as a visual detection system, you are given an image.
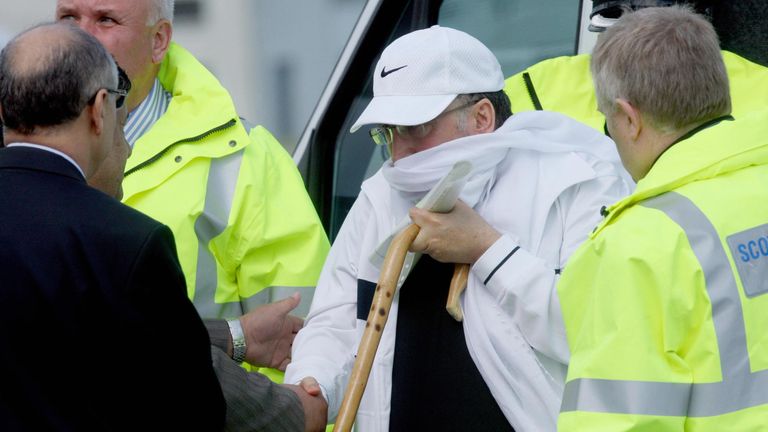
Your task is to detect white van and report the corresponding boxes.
[293,0,765,240]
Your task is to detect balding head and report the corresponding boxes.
[0,22,117,135]
[55,0,174,111]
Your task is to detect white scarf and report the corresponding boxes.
[368,110,624,269]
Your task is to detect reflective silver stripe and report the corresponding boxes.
[562,373,768,417]
[273,286,315,317]
[562,191,768,417]
[193,149,244,318]
[561,378,690,416]
[644,192,748,378]
[238,289,272,312]
[239,286,316,318]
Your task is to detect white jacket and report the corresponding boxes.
[286,111,633,431]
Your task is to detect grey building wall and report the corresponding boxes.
[0,0,365,152]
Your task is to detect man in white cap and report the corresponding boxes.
[286,26,632,431]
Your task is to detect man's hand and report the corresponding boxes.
[240,293,304,370]
[284,380,328,432]
[298,376,323,397]
[409,200,501,264]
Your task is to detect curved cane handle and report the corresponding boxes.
[333,223,421,432]
[446,263,470,321]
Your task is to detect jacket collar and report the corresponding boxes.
[125,43,246,170]
[0,146,85,183]
[595,112,768,235]
[121,43,250,200]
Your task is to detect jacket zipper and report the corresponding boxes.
[522,72,543,111]
[124,118,237,177]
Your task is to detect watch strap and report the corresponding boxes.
[226,319,247,363]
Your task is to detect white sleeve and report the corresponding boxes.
[284,196,370,421]
[472,172,631,364]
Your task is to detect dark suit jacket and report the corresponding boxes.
[0,146,225,430]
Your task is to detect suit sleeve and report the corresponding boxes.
[205,318,230,353]
[203,293,307,430]
[211,346,305,432]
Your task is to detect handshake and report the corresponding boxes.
[230,293,327,431]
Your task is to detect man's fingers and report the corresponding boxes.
[409,231,426,253]
[453,199,470,213]
[277,357,290,372]
[288,315,304,333]
[408,206,424,223]
[300,376,322,397]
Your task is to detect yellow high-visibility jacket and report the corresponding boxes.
[122,43,329,322]
[504,51,768,131]
[557,111,768,430]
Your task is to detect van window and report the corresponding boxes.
[439,0,581,75]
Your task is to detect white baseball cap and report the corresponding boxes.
[350,25,504,133]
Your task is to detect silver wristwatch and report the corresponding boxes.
[226,319,247,363]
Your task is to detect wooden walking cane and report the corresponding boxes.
[334,161,473,431]
[333,223,421,432]
[446,263,470,321]
[333,232,472,432]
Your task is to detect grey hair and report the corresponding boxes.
[591,5,730,133]
[0,22,117,134]
[148,0,175,24]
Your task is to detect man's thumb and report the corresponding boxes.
[275,292,301,313]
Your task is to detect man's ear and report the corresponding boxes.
[151,19,173,64]
[615,98,642,142]
[470,98,496,133]
[89,89,107,136]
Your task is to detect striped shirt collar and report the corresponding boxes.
[124,78,172,147]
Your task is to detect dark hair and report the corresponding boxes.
[460,90,512,130]
[0,23,116,134]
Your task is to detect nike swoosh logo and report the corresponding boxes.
[380,65,408,78]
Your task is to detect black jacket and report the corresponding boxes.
[0,146,225,430]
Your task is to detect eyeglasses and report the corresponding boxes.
[105,88,128,109]
[88,65,132,109]
[368,99,480,149]
[116,65,131,106]
[87,86,127,109]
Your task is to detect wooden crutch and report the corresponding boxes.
[333,225,471,431]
